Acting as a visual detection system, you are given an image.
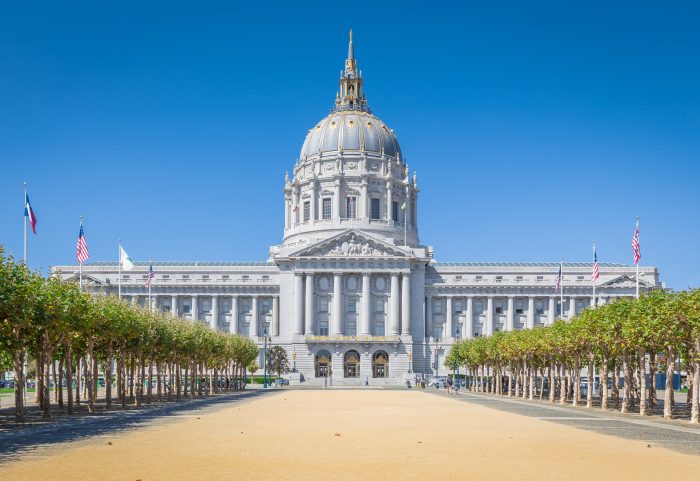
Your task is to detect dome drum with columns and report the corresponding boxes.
[283,31,419,249]
[55,31,662,386]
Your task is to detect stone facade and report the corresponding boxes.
[53,32,661,385]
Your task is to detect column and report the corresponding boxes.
[548,297,556,325]
[506,296,514,331]
[385,181,393,222]
[192,295,198,322]
[361,178,369,219]
[401,272,411,335]
[250,296,259,338]
[230,295,239,334]
[334,179,342,219]
[305,273,315,334]
[526,297,535,329]
[171,295,177,317]
[569,297,577,318]
[310,182,316,222]
[361,273,371,336]
[332,273,343,335]
[211,295,218,331]
[389,273,400,335]
[294,273,304,335]
[272,296,279,336]
[466,296,474,338]
[426,295,433,339]
[486,297,494,336]
[445,296,453,339]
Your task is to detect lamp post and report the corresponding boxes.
[263,327,269,388]
[434,337,439,378]
[454,326,460,388]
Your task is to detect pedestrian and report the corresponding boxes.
[447,376,453,395]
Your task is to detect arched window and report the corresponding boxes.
[344,350,360,378]
[315,350,332,378]
[372,351,389,378]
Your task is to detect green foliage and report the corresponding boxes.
[448,289,700,370]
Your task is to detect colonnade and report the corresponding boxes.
[426,294,603,339]
[293,271,411,337]
[119,294,279,337]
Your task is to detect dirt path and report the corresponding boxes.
[3,389,700,480]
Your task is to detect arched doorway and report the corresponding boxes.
[344,350,360,378]
[315,350,331,378]
[372,351,389,378]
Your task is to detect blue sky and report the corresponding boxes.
[1,1,698,289]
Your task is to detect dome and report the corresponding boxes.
[300,110,401,160]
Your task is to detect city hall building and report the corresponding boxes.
[55,33,660,384]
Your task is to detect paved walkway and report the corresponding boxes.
[432,389,700,456]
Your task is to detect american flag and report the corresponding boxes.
[591,249,600,282]
[632,220,641,265]
[145,263,154,288]
[76,224,90,263]
[555,263,562,293]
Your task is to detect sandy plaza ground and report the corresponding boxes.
[3,389,700,481]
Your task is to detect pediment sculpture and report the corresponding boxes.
[325,237,392,257]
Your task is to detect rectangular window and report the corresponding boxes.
[320,298,329,312]
[577,275,584,282]
[182,275,189,279]
[303,201,310,222]
[346,196,357,218]
[515,308,524,315]
[495,306,503,314]
[392,201,399,222]
[346,320,357,336]
[162,275,170,279]
[495,276,503,283]
[516,275,523,281]
[374,298,384,313]
[347,298,357,313]
[536,276,544,282]
[371,198,381,219]
[202,275,209,279]
[222,275,229,279]
[319,321,329,336]
[322,198,332,219]
[475,275,483,281]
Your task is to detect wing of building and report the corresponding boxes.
[53,32,661,385]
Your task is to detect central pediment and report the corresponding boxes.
[290,230,412,258]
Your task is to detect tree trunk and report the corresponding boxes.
[528,365,535,401]
[57,356,64,408]
[83,355,94,413]
[129,353,135,403]
[611,361,619,407]
[586,356,594,408]
[508,365,514,397]
[621,353,631,414]
[105,344,113,409]
[601,356,609,410]
[664,348,676,419]
[548,364,555,403]
[572,355,581,407]
[183,365,188,399]
[42,344,52,419]
[52,360,59,404]
[157,361,162,402]
[147,361,154,404]
[559,364,567,405]
[75,355,81,407]
[688,362,695,418]
[13,348,25,422]
[690,340,700,424]
[638,349,647,416]
[649,352,657,411]
[64,343,74,414]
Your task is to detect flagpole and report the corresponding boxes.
[148,256,152,310]
[560,258,564,319]
[79,216,83,291]
[635,217,640,299]
[23,181,27,264]
[592,241,597,308]
[118,239,122,298]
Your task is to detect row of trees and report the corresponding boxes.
[0,247,259,422]
[445,289,700,423]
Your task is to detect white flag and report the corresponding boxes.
[119,245,135,271]
[400,202,406,210]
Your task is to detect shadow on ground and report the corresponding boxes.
[0,390,270,463]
